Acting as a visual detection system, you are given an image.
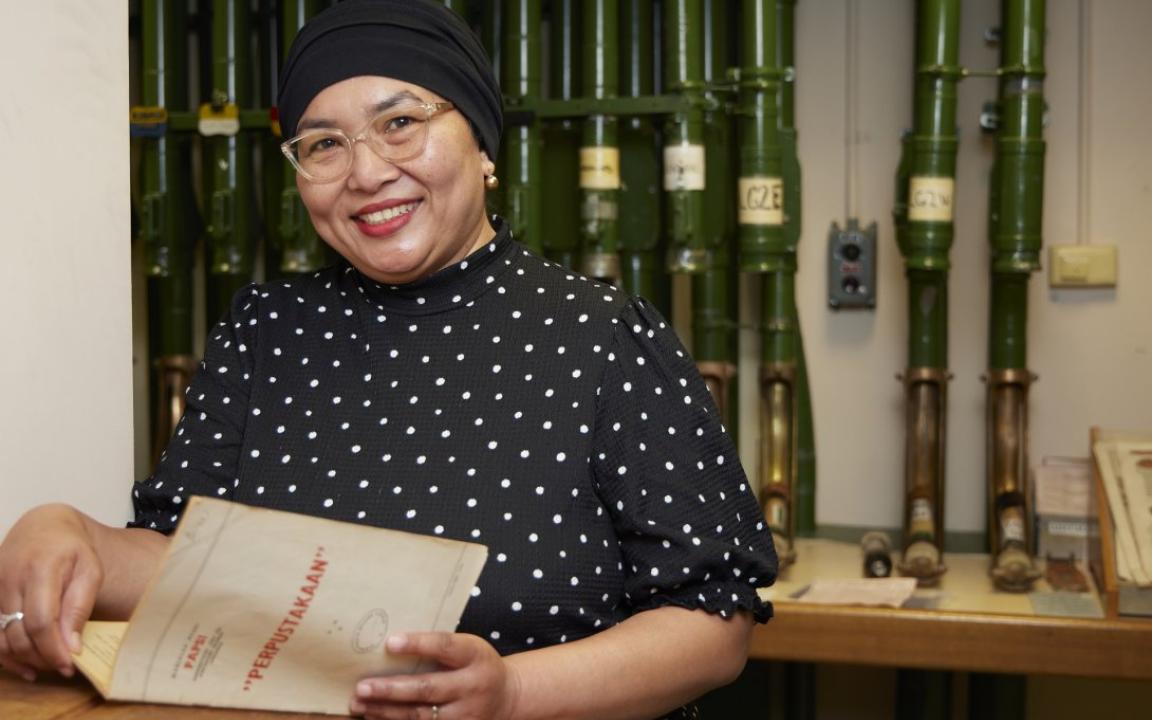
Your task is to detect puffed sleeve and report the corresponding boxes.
[128,285,261,533]
[590,297,777,622]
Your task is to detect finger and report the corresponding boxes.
[385,632,477,670]
[23,562,74,675]
[0,632,38,682]
[356,672,457,705]
[355,702,439,720]
[58,553,101,659]
[2,610,53,674]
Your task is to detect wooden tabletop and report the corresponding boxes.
[0,674,336,719]
[747,539,1152,679]
[749,601,1152,679]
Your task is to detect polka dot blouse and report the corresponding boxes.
[131,217,778,656]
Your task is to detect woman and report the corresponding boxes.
[0,1,776,718]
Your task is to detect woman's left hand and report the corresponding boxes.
[350,632,521,720]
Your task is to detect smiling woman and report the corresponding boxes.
[293,77,495,286]
[0,2,776,719]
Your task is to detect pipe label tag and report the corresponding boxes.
[198,103,241,137]
[579,147,620,189]
[738,177,784,226]
[130,106,168,138]
[908,177,955,222]
[663,144,706,191]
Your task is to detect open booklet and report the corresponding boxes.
[72,496,488,715]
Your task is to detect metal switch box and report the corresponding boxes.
[828,220,877,309]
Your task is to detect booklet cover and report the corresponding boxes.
[72,496,488,715]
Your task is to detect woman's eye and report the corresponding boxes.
[309,137,340,153]
[383,115,419,133]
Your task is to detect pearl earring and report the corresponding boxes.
[484,174,500,190]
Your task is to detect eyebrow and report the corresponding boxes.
[296,90,426,132]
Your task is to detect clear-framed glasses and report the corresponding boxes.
[280,101,455,184]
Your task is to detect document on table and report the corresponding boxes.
[1116,442,1152,584]
[72,496,488,716]
[792,578,918,608]
[1095,441,1152,586]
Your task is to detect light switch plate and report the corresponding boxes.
[1048,245,1117,288]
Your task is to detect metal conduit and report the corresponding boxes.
[579,0,622,283]
[501,0,544,254]
[985,0,1046,592]
[137,0,196,465]
[894,0,962,586]
[693,0,739,433]
[617,0,670,317]
[202,0,256,329]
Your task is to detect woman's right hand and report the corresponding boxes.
[0,504,104,681]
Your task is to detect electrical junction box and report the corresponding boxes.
[827,219,877,309]
[1048,244,1117,288]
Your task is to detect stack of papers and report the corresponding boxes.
[1094,440,1152,586]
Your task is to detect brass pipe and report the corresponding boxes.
[151,355,199,466]
[697,360,737,427]
[760,362,797,566]
[986,368,1041,590]
[898,367,949,584]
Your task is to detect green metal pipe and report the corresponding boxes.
[903,0,961,274]
[541,0,582,269]
[692,0,738,429]
[988,274,1029,369]
[138,0,194,358]
[739,0,799,567]
[895,0,961,583]
[985,0,1046,592]
[138,0,195,463]
[737,0,784,273]
[278,0,328,276]
[579,0,622,283]
[989,0,1045,365]
[501,0,543,253]
[776,0,815,539]
[908,269,949,369]
[203,0,255,328]
[617,0,669,315]
[663,0,708,273]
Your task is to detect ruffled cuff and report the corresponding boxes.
[630,580,774,623]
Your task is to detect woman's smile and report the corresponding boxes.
[351,199,422,237]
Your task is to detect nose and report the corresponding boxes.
[345,139,399,192]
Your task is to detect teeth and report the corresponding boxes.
[361,202,418,225]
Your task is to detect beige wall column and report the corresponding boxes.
[0,1,133,531]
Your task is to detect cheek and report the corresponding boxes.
[297,182,339,224]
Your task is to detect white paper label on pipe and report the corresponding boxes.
[579,147,620,190]
[908,176,955,222]
[737,177,784,226]
[663,144,706,191]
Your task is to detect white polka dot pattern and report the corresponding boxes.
[131,219,777,655]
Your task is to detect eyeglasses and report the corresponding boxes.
[280,101,455,184]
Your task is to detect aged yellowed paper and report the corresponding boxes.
[72,496,487,715]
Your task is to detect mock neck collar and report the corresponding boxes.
[345,216,516,316]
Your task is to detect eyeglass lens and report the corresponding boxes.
[288,104,433,181]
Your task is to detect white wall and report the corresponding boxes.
[0,1,133,532]
[741,0,1152,535]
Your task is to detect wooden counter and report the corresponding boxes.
[747,538,1152,679]
[749,602,1152,679]
[0,674,333,719]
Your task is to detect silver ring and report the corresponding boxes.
[431,705,440,720]
[0,611,24,630]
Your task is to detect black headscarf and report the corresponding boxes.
[277,0,502,158]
